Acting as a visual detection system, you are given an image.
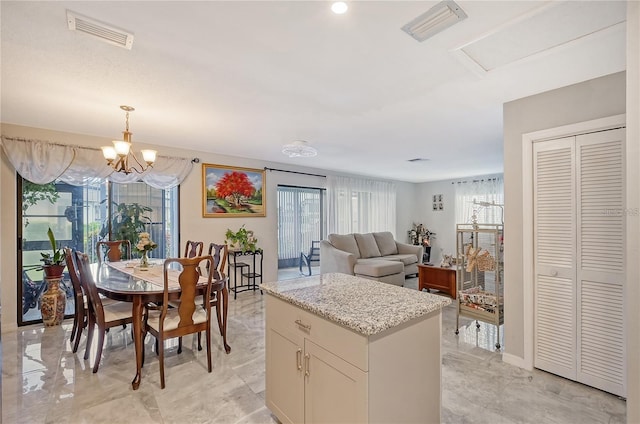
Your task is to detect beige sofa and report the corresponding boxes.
[320,232,423,286]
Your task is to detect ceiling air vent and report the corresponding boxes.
[67,10,134,50]
[401,0,467,42]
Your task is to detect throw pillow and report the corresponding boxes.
[373,231,398,256]
[328,233,361,258]
[354,233,382,258]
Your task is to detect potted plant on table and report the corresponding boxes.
[225,225,258,253]
[39,227,67,326]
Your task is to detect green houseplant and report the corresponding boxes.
[225,225,258,252]
[99,201,153,258]
[39,227,67,326]
[40,227,66,278]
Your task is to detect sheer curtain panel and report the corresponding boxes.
[1,137,193,189]
[454,176,504,225]
[327,175,396,235]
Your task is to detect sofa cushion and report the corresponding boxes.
[373,232,398,256]
[328,233,361,258]
[354,233,381,258]
[354,259,403,277]
[382,254,419,266]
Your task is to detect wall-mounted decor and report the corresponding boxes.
[433,194,443,211]
[202,163,265,217]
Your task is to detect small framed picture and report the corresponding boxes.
[438,202,444,210]
[437,194,443,202]
[432,195,437,202]
[433,203,438,211]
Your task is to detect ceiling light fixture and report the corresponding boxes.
[331,2,348,15]
[101,106,157,174]
[401,0,467,42]
[282,140,318,158]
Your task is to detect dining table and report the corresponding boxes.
[93,259,231,390]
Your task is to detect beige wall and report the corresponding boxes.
[502,71,626,364]
[0,123,415,331]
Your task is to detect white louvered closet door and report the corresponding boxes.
[533,128,626,398]
[533,136,577,381]
[576,129,625,397]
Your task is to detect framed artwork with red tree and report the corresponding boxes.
[202,163,265,217]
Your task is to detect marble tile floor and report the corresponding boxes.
[1,277,626,424]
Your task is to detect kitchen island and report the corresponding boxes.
[261,273,451,424]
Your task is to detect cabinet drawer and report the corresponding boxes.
[267,295,368,371]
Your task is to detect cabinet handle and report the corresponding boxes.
[304,353,310,377]
[296,348,302,371]
[294,319,311,331]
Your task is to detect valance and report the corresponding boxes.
[1,136,194,189]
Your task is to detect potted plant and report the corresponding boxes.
[40,227,66,278]
[39,227,66,326]
[99,201,153,258]
[225,225,258,252]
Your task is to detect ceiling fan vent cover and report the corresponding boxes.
[67,10,134,50]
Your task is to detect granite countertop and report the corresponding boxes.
[260,273,451,336]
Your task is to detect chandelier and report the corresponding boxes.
[101,105,157,174]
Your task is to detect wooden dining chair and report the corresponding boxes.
[172,243,228,354]
[75,251,134,373]
[64,248,88,353]
[96,240,132,264]
[184,240,204,258]
[202,242,229,353]
[143,255,214,389]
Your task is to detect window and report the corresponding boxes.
[18,177,179,326]
[454,177,504,225]
[327,176,396,235]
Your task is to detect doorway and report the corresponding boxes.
[521,114,626,397]
[277,185,326,280]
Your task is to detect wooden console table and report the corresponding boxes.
[418,264,457,299]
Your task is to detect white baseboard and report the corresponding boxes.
[502,352,533,371]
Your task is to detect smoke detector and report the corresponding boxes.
[67,10,134,50]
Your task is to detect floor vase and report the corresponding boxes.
[41,277,66,326]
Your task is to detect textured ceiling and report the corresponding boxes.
[0,1,627,182]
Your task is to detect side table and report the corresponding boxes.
[417,264,457,299]
[228,249,263,299]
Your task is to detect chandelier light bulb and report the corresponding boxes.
[101,146,117,161]
[141,149,157,164]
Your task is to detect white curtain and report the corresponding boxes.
[454,176,504,225]
[1,136,194,189]
[327,175,396,235]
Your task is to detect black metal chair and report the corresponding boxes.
[299,240,320,276]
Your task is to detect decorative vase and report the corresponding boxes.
[41,276,66,326]
[140,251,149,269]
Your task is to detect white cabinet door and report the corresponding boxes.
[266,327,304,424]
[304,339,367,424]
